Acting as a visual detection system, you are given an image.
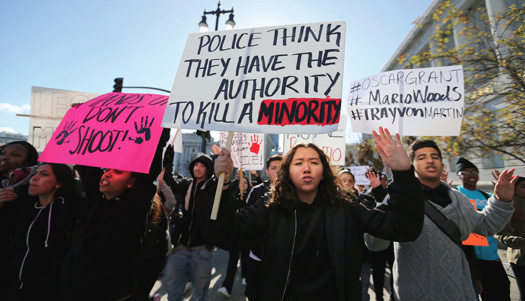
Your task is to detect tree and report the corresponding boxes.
[397,1,525,164]
[346,137,385,172]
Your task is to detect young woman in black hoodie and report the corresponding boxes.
[61,129,169,301]
[211,127,425,301]
[10,163,83,300]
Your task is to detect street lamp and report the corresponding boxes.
[197,1,235,153]
[198,1,235,32]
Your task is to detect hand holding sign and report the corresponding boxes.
[214,148,234,189]
[211,132,234,220]
[372,127,410,171]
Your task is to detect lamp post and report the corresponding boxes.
[198,1,235,32]
[197,1,235,153]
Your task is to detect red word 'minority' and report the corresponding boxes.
[257,97,341,126]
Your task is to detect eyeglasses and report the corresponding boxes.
[459,170,479,176]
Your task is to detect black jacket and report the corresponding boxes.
[209,168,424,301]
[164,153,216,249]
[61,130,168,300]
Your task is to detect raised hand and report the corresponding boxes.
[211,144,221,156]
[440,169,453,185]
[372,127,410,171]
[493,169,518,202]
[367,172,381,188]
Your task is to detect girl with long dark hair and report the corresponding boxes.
[10,163,84,300]
[210,127,425,300]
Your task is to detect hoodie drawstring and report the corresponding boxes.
[19,197,63,289]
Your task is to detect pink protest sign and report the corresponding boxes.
[39,93,168,173]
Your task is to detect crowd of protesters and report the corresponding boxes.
[0,125,522,301]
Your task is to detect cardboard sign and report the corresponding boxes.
[346,66,464,136]
[347,165,370,186]
[39,93,168,173]
[162,21,346,134]
[219,132,265,170]
[282,118,346,165]
[28,87,100,152]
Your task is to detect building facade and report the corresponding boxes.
[382,0,525,188]
[0,131,28,146]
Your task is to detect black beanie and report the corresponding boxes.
[456,157,478,172]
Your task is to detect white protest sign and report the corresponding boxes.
[346,66,464,136]
[162,21,345,134]
[219,132,265,170]
[348,166,369,185]
[28,87,100,152]
[283,118,346,165]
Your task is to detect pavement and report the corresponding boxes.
[150,247,521,300]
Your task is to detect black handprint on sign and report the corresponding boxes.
[128,116,154,144]
[55,121,78,145]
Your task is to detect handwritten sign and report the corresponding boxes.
[28,86,101,152]
[219,132,265,170]
[283,118,346,165]
[39,93,168,173]
[346,66,464,136]
[162,21,345,134]
[347,165,370,186]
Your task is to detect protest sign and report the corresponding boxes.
[347,165,369,186]
[283,118,346,165]
[28,86,100,152]
[39,93,168,173]
[219,132,265,170]
[346,66,464,136]
[162,21,345,134]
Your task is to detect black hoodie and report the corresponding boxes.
[165,153,217,249]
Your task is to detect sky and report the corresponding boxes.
[0,0,435,143]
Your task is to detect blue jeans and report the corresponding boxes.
[361,261,371,301]
[166,248,212,301]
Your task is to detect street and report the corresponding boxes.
[150,247,520,300]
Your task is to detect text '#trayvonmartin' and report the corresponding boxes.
[346,66,465,137]
[163,21,346,135]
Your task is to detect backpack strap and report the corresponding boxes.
[424,200,462,247]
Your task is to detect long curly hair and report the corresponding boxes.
[268,143,354,213]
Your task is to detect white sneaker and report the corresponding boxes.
[242,278,247,286]
[218,287,231,298]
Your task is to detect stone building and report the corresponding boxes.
[382,0,525,188]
